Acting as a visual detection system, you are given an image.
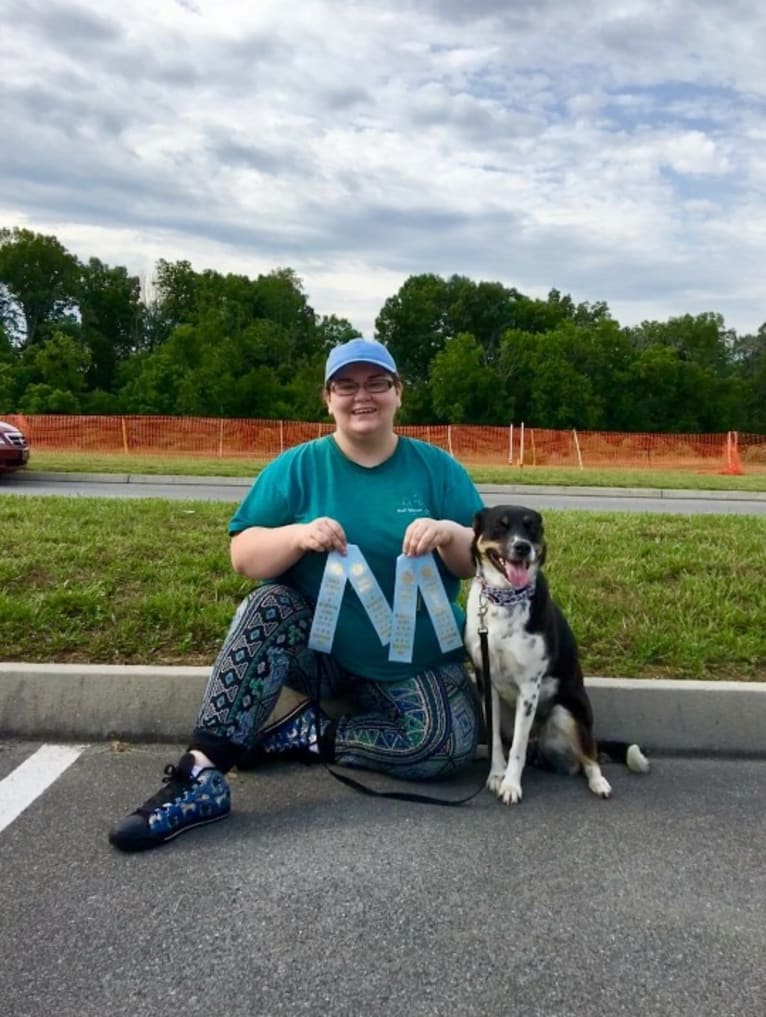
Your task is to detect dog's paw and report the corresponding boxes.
[498,778,523,805]
[588,774,612,798]
[487,771,506,795]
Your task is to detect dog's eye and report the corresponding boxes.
[523,515,541,538]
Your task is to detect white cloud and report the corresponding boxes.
[1,0,765,336]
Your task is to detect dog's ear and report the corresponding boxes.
[537,514,546,566]
[470,508,488,565]
[472,508,489,535]
[526,511,547,567]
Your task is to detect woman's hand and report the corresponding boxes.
[402,518,476,578]
[296,516,348,555]
[231,518,346,579]
[402,517,454,558]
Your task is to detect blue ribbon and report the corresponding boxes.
[309,547,462,664]
[308,545,392,654]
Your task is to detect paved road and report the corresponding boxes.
[3,473,765,513]
[0,740,764,1017]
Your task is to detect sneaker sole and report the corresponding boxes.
[110,809,230,853]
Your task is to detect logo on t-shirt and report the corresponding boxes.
[396,494,430,515]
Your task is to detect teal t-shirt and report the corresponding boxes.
[229,435,484,681]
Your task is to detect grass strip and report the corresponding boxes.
[1,495,764,680]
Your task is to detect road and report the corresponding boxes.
[3,472,765,513]
[0,740,764,1017]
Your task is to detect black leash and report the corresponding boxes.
[479,617,493,765]
[321,763,487,806]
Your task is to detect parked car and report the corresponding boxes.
[0,419,29,473]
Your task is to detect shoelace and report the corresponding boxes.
[136,762,198,816]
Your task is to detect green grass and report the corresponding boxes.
[22,450,766,492]
[1,495,764,680]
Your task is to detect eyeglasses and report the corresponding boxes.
[329,377,396,397]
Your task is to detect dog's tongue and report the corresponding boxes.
[505,561,529,589]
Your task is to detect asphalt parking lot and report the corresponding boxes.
[1,740,764,1017]
[2,476,764,1015]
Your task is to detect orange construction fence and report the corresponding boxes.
[6,415,765,474]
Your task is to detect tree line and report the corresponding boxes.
[1,226,764,432]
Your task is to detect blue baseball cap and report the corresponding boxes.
[324,337,398,383]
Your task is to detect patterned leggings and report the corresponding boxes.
[192,584,479,780]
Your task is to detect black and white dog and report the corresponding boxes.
[465,505,648,805]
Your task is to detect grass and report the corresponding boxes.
[1,495,764,681]
[21,449,766,491]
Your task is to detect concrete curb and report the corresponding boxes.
[1,663,763,756]
[478,483,766,501]
[13,471,251,487]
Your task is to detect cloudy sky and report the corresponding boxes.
[2,0,765,336]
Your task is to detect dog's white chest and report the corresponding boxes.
[465,584,552,707]
[490,623,547,699]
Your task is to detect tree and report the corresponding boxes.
[629,344,686,431]
[115,349,186,415]
[252,268,316,348]
[442,276,521,361]
[0,362,16,413]
[79,258,143,391]
[28,329,92,396]
[375,274,451,384]
[18,383,81,413]
[314,314,359,354]
[497,328,538,423]
[625,315,743,431]
[627,313,734,372]
[152,259,199,331]
[0,284,18,339]
[429,332,511,423]
[525,328,602,429]
[729,325,766,432]
[0,228,80,346]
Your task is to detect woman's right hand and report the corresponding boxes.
[231,519,347,579]
[296,517,348,555]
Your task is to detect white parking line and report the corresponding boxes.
[0,744,87,835]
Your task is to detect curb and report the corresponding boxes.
[1,663,764,756]
[477,483,766,501]
[11,471,251,487]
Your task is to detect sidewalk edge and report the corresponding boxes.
[0,664,763,756]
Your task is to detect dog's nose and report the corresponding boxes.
[512,539,532,558]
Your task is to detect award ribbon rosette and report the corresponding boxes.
[308,545,462,663]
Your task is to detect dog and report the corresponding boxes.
[464,505,648,805]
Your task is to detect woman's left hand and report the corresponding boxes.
[402,517,454,557]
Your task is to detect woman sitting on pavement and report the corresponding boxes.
[109,337,484,851]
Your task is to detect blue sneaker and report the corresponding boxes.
[243,700,334,766]
[109,752,230,852]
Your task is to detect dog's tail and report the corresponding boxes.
[597,740,650,774]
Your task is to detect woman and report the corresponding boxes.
[109,337,484,851]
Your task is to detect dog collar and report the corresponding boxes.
[479,577,535,607]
